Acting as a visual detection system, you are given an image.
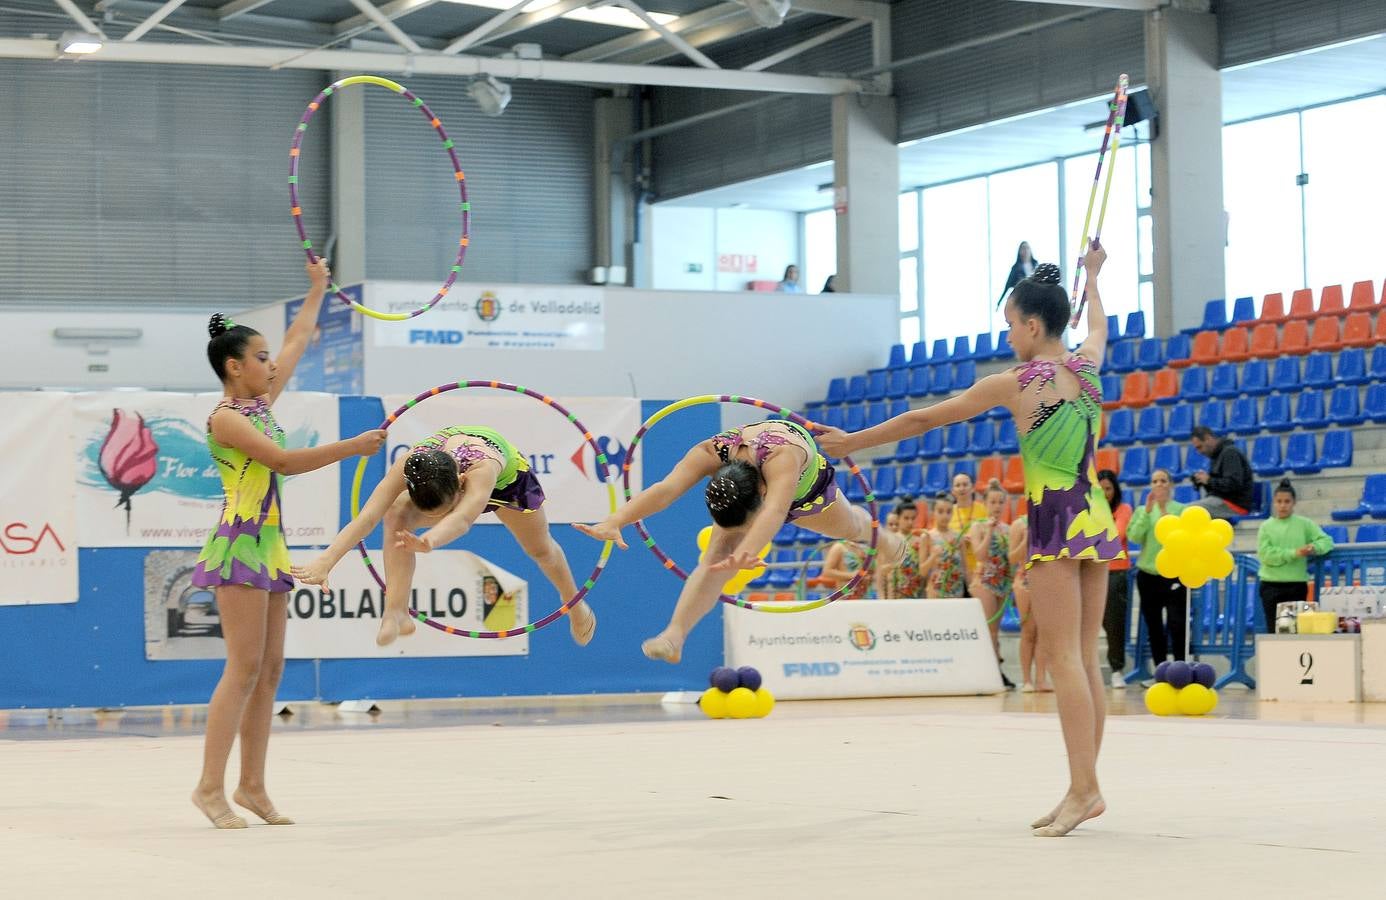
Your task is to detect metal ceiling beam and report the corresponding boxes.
[122,0,190,43]
[0,37,872,94]
[742,18,865,71]
[792,0,889,23]
[439,0,531,55]
[610,13,771,66]
[334,0,439,33]
[441,0,590,54]
[346,0,423,53]
[613,0,720,69]
[564,3,747,62]
[53,0,105,36]
[1003,0,1161,9]
[217,0,277,20]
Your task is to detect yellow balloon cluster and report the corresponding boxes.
[699,686,775,719]
[1153,505,1235,589]
[697,526,771,594]
[1143,682,1219,717]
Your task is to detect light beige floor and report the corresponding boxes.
[3,694,1384,899]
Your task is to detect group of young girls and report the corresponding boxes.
[193,239,1130,837]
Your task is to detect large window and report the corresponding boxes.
[1222,114,1305,305]
[988,163,1060,306]
[921,178,990,343]
[1301,95,1386,288]
[802,208,836,296]
[1062,146,1141,332]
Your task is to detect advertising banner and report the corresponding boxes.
[369,283,604,351]
[0,393,79,605]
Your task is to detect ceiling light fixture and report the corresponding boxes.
[468,75,512,116]
[59,30,103,54]
[741,0,790,29]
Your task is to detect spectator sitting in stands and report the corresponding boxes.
[821,275,837,293]
[777,265,802,294]
[1189,426,1255,520]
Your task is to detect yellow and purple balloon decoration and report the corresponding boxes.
[1153,505,1235,589]
[696,526,770,595]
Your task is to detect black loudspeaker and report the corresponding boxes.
[1124,89,1158,137]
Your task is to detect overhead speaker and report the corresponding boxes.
[1123,89,1158,138]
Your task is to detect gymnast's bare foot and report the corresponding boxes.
[641,632,682,664]
[569,601,596,646]
[192,787,246,829]
[376,610,414,646]
[233,786,294,825]
[1032,792,1105,835]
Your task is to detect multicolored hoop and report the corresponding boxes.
[349,381,618,639]
[622,395,880,614]
[290,74,470,322]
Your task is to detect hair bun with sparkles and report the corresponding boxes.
[1032,263,1062,285]
[705,475,738,512]
[208,313,232,338]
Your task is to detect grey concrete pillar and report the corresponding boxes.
[330,71,368,285]
[832,94,899,295]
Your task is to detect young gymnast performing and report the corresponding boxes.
[819,242,1120,836]
[191,259,387,829]
[575,417,909,663]
[293,425,597,648]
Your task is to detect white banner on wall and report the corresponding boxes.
[377,394,641,524]
[73,392,341,548]
[369,282,604,351]
[144,548,528,659]
[724,599,1004,700]
[0,393,79,605]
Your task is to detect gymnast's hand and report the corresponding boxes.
[394,530,433,553]
[707,549,763,573]
[292,556,333,588]
[815,426,852,459]
[573,520,628,549]
[307,257,332,290]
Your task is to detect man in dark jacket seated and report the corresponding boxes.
[1189,426,1255,520]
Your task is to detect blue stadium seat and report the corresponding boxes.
[1240,358,1270,396]
[888,399,909,419]
[1136,339,1165,371]
[1250,435,1284,477]
[865,370,888,401]
[1152,444,1185,481]
[898,463,923,497]
[1173,485,1199,505]
[1184,298,1227,334]
[953,360,977,390]
[951,336,971,360]
[1284,432,1320,475]
[866,401,888,429]
[825,377,847,405]
[1320,430,1353,468]
[1105,408,1135,446]
[1357,524,1386,544]
[767,550,798,588]
[846,374,867,403]
[886,344,907,369]
[1106,315,1120,338]
[1124,311,1147,340]
[1166,404,1194,440]
[886,368,909,400]
[872,466,898,500]
[919,429,944,459]
[1198,399,1226,432]
[996,419,1019,454]
[923,461,950,495]
[1165,333,1191,363]
[973,333,994,359]
[1337,347,1368,385]
[1270,356,1302,392]
[994,330,1014,360]
[1184,445,1210,477]
[929,365,953,395]
[930,339,950,364]
[908,366,931,398]
[1370,346,1386,381]
[987,404,1011,420]
[1362,475,1386,519]
[822,407,847,431]
[1108,341,1137,373]
[1302,352,1333,390]
[1367,384,1386,424]
[952,460,977,483]
[894,435,921,462]
[845,472,867,504]
[1230,296,1256,325]
[844,404,865,432]
[772,523,799,546]
[1329,386,1364,426]
[1180,367,1209,403]
[943,423,969,458]
[1209,362,1239,399]
[1101,375,1122,405]
[1262,393,1293,432]
[1294,389,1327,428]
[1322,525,1350,545]
[968,420,995,455]
[1121,447,1151,485]
[1135,406,1165,443]
[908,341,930,367]
[1229,396,1260,436]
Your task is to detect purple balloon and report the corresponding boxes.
[737,666,763,691]
[1192,662,1216,688]
[1154,661,1171,684]
[710,666,739,693]
[1166,660,1193,689]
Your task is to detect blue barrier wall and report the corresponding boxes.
[0,398,722,708]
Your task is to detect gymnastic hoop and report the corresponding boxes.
[622,395,880,613]
[1069,73,1129,328]
[349,381,617,638]
[290,74,469,322]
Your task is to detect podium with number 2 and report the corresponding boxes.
[1255,634,1362,702]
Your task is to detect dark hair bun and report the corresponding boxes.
[1032,263,1062,285]
[208,313,231,338]
[705,475,739,513]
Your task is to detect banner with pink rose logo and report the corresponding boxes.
[0,392,79,605]
[72,391,341,548]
